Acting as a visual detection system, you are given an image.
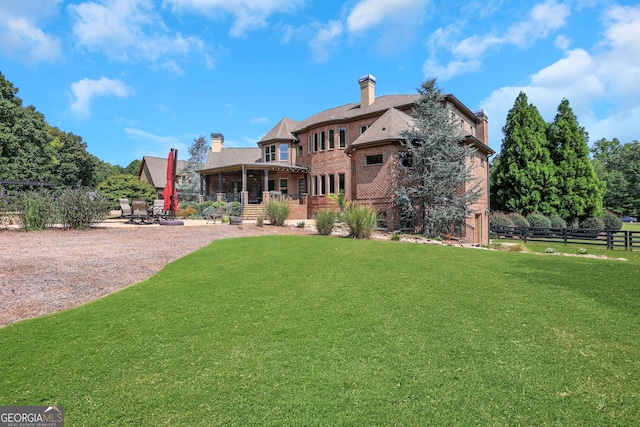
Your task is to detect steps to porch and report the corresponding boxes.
[242,204,266,220]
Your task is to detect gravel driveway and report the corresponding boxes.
[0,221,315,327]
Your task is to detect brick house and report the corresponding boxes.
[198,75,494,244]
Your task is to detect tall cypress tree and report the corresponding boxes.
[395,78,480,237]
[547,99,603,220]
[491,92,557,215]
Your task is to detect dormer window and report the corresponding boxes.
[265,145,276,162]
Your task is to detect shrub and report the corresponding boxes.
[545,247,556,254]
[14,190,55,230]
[580,217,604,230]
[509,212,529,227]
[296,221,305,228]
[177,205,196,218]
[578,248,588,255]
[266,200,290,226]
[489,211,513,227]
[343,204,377,239]
[55,188,110,229]
[226,201,242,217]
[256,213,264,227]
[96,174,156,209]
[602,212,622,230]
[526,212,551,229]
[315,209,336,236]
[549,215,566,228]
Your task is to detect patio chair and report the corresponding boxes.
[151,199,168,222]
[131,198,152,224]
[204,205,226,224]
[119,199,134,223]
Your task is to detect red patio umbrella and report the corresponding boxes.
[162,148,178,213]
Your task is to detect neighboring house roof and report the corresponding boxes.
[201,148,261,171]
[291,94,420,134]
[260,117,299,143]
[349,108,414,151]
[139,156,188,189]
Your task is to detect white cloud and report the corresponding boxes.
[163,0,303,38]
[426,0,570,81]
[70,77,134,117]
[0,0,62,63]
[125,127,190,158]
[423,58,481,81]
[251,117,271,125]
[346,0,429,54]
[69,0,204,67]
[482,4,640,151]
[309,20,343,63]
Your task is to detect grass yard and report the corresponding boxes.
[1,235,639,425]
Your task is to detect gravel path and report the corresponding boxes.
[0,222,314,327]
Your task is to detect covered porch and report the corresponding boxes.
[199,163,309,218]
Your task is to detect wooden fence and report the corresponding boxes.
[490,225,639,251]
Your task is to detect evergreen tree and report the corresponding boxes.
[546,99,603,220]
[177,135,208,202]
[491,92,557,215]
[395,78,481,237]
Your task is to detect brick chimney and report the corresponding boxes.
[473,110,488,145]
[358,74,376,108]
[211,133,224,152]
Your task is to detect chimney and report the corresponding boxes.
[473,110,489,145]
[211,133,224,152]
[358,74,376,108]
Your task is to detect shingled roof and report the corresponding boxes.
[292,94,419,133]
[139,156,189,189]
[349,108,414,151]
[201,147,261,171]
[260,117,299,143]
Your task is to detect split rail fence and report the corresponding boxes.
[490,226,639,251]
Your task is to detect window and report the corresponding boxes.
[328,174,335,194]
[280,179,288,194]
[360,125,368,134]
[297,146,303,157]
[328,130,335,149]
[339,128,346,148]
[265,145,276,162]
[338,173,345,192]
[268,180,275,191]
[365,154,383,165]
[320,131,326,151]
[320,175,326,195]
[307,135,311,153]
[313,133,318,152]
[279,143,288,161]
[313,175,318,196]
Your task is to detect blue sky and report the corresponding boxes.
[1,0,638,166]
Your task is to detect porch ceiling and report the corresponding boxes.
[199,162,308,175]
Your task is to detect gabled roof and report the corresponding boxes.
[292,94,419,133]
[201,147,261,171]
[259,117,298,144]
[139,156,189,189]
[349,108,414,151]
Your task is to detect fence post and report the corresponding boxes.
[606,231,612,250]
[522,227,528,243]
[563,227,567,245]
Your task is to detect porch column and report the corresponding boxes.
[217,172,223,193]
[263,169,270,204]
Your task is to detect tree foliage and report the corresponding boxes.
[0,71,115,188]
[491,92,556,216]
[177,135,208,202]
[546,99,603,219]
[395,78,481,237]
[96,174,157,209]
[591,138,640,218]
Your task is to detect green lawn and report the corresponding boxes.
[1,235,639,425]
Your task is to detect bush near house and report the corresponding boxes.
[266,200,290,226]
[549,214,566,228]
[315,208,336,236]
[526,212,552,229]
[489,211,513,228]
[602,212,622,230]
[343,204,377,239]
[579,216,605,230]
[509,212,530,227]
